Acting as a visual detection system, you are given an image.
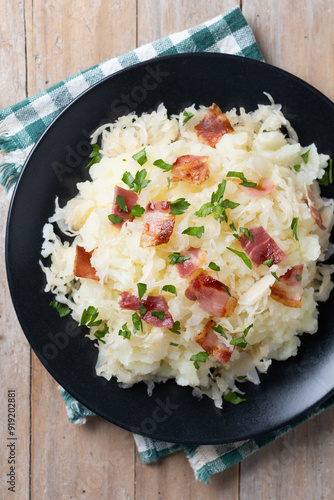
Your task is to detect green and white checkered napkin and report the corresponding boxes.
[2,5,331,484]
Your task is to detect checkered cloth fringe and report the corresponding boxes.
[5,6,326,485]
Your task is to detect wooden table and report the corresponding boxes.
[1,1,334,498]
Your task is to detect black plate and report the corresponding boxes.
[6,53,334,444]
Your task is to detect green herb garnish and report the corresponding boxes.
[116,195,128,212]
[239,227,253,242]
[190,352,210,370]
[182,226,205,239]
[296,274,302,282]
[229,222,237,232]
[237,376,247,380]
[80,306,102,327]
[230,324,252,349]
[168,252,191,265]
[118,323,132,340]
[194,202,216,218]
[151,311,165,320]
[224,391,246,405]
[161,285,177,296]
[262,258,274,267]
[169,342,179,347]
[49,300,71,318]
[271,272,281,281]
[137,283,147,300]
[294,164,301,172]
[86,144,101,169]
[226,171,257,188]
[182,110,194,125]
[169,321,181,334]
[132,312,143,333]
[125,205,145,218]
[169,198,191,215]
[211,325,227,339]
[208,262,220,271]
[108,213,124,224]
[122,169,151,194]
[301,149,310,163]
[291,217,299,241]
[319,159,333,186]
[94,323,109,344]
[139,303,147,315]
[153,159,174,172]
[226,247,252,269]
[167,177,171,189]
[132,148,148,166]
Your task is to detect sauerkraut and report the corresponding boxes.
[40,99,334,408]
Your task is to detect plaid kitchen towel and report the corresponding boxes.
[0,6,263,192]
[3,4,314,485]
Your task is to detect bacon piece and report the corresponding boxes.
[111,186,139,228]
[238,178,275,197]
[185,272,237,317]
[194,103,233,147]
[195,320,234,365]
[73,245,99,281]
[305,185,326,230]
[270,265,303,308]
[176,247,207,278]
[119,291,174,328]
[140,201,175,248]
[239,225,287,267]
[171,155,209,185]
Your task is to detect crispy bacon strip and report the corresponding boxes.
[194,103,233,147]
[176,247,207,278]
[238,178,275,197]
[140,201,175,248]
[305,185,326,230]
[185,272,238,317]
[270,265,303,308]
[171,155,209,185]
[119,291,174,328]
[111,186,139,227]
[73,245,99,281]
[195,320,234,365]
[239,225,287,267]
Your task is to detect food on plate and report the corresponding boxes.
[40,99,334,408]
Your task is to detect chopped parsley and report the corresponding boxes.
[211,325,227,339]
[169,198,191,215]
[319,159,333,186]
[230,324,253,349]
[116,195,128,212]
[94,323,109,344]
[169,321,181,334]
[190,352,210,370]
[139,303,147,315]
[167,177,171,189]
[182,226,205,239]
[153,159,174,172]
[151,311,165,320]
[182,110,194,125]
[49,300,71,318]
[262,258,274,267]
[294,164,301,172]
[224,391,246,405]
[195,179,238,224]
[137,283,147,300]
[122,169,151,195]
[161,285,177,296]
[125,205,145,218]
[168,252,190,265]
[132,148,148,166]
[226,171,257,188]
[86,144,101,169]
[296,274,302,282]
[132,312,143,333]
[222,285,236,300]
[237,375,247,380]
[208,262,220,271]
[80,306,102,327]
[271,272,281,281]
[108,213,124,225]
[118,323,132,340]
[301,149,311,163]
[239,227,253,242]
[291,217,299,241]
[226,247,252,269]
[229,222,237,232]
[169,342,179,347]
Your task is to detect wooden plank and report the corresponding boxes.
[25,1,137,499]
[240,0,334,498]
[0,1,30,498]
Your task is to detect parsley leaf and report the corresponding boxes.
[291,217,299,241]
[118,323,132,340]
[226,247,252,269]
[49,300,71,318]
[169,342,179,347]
[229,222,237,232]
[94,323,109,344]
[169,198,191,215]
[169,321,181,334]
[296,274,302,282]
[80,306,102,327]
[108,213,124,225]
[224,391,246,405]
[125,205,145,218]
[132,312,143,334]
[239,227,253,241]
[319,159,333,186]
[86,144,101,169]
[167,177,171,189]
[116,195,128,213]
[122,169,151,195]
[271,271,281,281]
[208,262,220,271]
[132,148,147,166]
[137,283,147,300]
[182,110,194,125]
[194,202,215,217]
[211,180,226,203]
[243,323,253,336]
[161,285,177,296]
[139,302,147,315]
[226,171,257,188]
[190,352,210,370]
[222,285,236,300]
[221,199,240,210]
[301,149,310,163]
[182,226,204,239]
[153,159,174,172]
[262,258,274,267]
[294,164,301,172]
[168,252,190,265]
[151,311,165,320]
[211,325,227,339]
